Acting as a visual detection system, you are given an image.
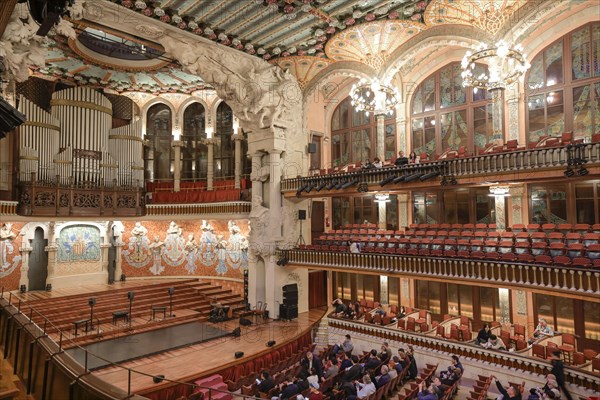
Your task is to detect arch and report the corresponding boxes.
[145,102,174,181]
[304,61,376,101]
[140,98,176,139]
[177,96,211,124]
[181,101,208,182]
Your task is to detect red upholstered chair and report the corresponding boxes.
[512,324,526,341]
[572,352,585,365]
[584,348,599,360]
[572,257,592,267]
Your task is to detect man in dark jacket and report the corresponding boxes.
[342,355,363,382]
[301,351,323,379]
[257,371,275,394]
[550,351,573,400]
[279,379,300,400]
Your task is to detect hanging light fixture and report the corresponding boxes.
[461,40,530,91]
[350,78,400,117]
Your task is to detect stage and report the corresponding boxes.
[65,321,231,370]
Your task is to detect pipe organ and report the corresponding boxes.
[16,87,144,216]
[17,87,143,189]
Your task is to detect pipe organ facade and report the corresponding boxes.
[16,87,144,217]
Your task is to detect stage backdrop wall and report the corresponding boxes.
[120,219,249,281]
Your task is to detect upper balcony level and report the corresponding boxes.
[282,141,600,196]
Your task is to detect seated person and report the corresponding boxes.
[374,365,391,389]
[395,151,409,166]
[361,160,373,169]
[390,356,403,375]
[379,342,392,363]
[396,305,406,319]
[363,349,381,371]
[352,374,376,400]
[332,298,349,317]
[417,381,440,400]
[340,352,353,370]
[482,334,506,351]
[342,356,363,382]
[440,367,462,386]
[257,371,276,394]
[272,379,299,400]
[323,357,339,379]
[372,157,383,168]
[431,377,450,394]
[491,376,522,400]
[476,323,492,346]
[529,318,554,344]
[308,386,324,400]
[449,355,464,374]
[373,305,386,316]
[334,334,354,355]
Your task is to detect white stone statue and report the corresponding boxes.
[131,222,148,237]
[0,223,16,241]
[166,221,182,237]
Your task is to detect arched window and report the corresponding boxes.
[215,102,234,179]
[410,62,494,157]
[145,103,172,181]
[182,102,206,182]
[330,97,396,168]
[526,22,600,143]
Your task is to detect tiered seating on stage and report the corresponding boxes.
[22,279,245,347]
[301,222,600,268]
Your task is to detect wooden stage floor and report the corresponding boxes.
[7,280,327,397]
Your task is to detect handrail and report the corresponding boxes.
[327,316,599,391]
[146,201,251,216]
[281,142,600,191]
[279,250,600,299]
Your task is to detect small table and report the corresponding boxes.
[151,305,167,320]
[112,311,129,325]
[73,319,89,336]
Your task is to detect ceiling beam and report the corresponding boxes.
[0,0,18,40]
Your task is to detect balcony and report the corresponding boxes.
[281,142,600,194]
[280,249,599,300]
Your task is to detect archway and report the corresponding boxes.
[28,227,47,291]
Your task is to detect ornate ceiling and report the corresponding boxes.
[30,0,546,94]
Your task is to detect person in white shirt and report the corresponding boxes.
[372,157,383,168]
[350,242,361,253]
[354,375,376,400]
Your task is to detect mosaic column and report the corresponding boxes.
[233,129,242,189]
[506,81,520,141]
[206,138,214,191]
[378,201,387,229]
[491,89,504,143]
[376,114,385,161]
[490,185,509,230]
[172,140,182,192]
[397,193,410,229]
[509,185,526,226]
[18,246,32,290]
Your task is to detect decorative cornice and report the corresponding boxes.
[50,99,113,116]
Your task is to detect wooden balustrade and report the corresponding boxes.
[281,142,600,192]
[17,181,144,217]
[0,200,18,216]
[327,317,599,391]
[281,250,599,300]
[146,202,251,216]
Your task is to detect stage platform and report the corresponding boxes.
[65,321,230,370]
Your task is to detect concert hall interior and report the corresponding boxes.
[0,1,599,400]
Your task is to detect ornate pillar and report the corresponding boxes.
[114,240,123,282]
[233,128,243,189]
[506,82,520,141]
[376,114,385,161]
[100,243,111,282]
[376,194,388,229]
[490,185,510,230]
[509,185,526,226]
[172,140,182,192]
[397,193,410,229]
[19,246,32,290]
[45,244,57,287]
[491,89,505,144]
[251,152,264,201]
[206,138,214,191]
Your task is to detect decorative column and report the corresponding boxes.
[206,138,214,191]
[397,193,410,229]
[45,244,58,287]
[506,82,521,141]
[100,243,111,282]
[376,114,385,161]
[114,240,123,282]
[509,185,526,226]
[19,246,32,290]
[233,128,243,189]
[172,140,182,192]
[375,194,389,229]
[251,152,264,201]
[491,89,505,144]
[490,185,510,230]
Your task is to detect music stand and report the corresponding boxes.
[296,213,306,246]
[88,298,96,331]
[128,291,134,325]
[168,287,175,317]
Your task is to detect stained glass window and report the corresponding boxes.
[182,103,206,182]
[411,62,493,156]
[526,22,600,143]
[145,103,172,181]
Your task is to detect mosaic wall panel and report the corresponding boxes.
[0,222,24,290]
[57,225,101,263]
[120,219,249,279]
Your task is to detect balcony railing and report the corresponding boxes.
[327,317,599,391]
[146,201,251,216]
[18,180,144,217]
[281,142,600,192]
[0,200,18,216]
[280,250,599,299]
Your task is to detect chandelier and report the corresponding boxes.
[350,79,400,117]
[461,41,530,91]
